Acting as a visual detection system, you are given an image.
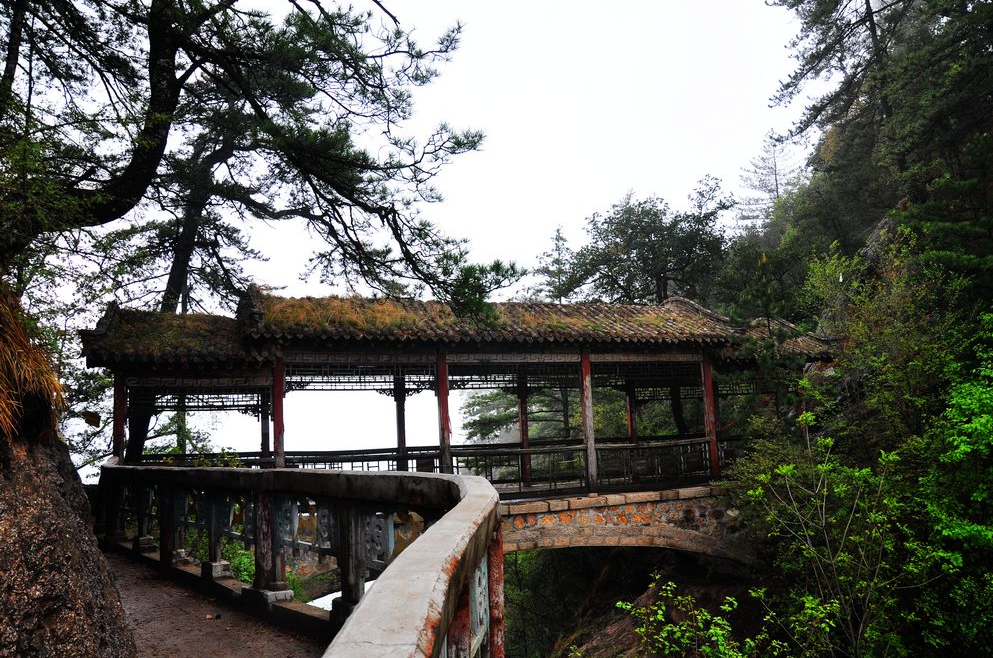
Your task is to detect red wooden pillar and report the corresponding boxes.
[394,374,408,471]
[701,351,720,480]
[112,374,127,458]
[517,374,532,483]
[273,358,285,468]
[624,381,638,444]
[488,528,506,658]
[437,350,453,474]
[580,349,597,490]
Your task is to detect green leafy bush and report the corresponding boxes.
[614,576,791,657]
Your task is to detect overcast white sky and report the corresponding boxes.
[209,1,810,455]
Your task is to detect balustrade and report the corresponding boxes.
[98,460,503,657]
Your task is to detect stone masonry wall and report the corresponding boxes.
[498,486,742,561]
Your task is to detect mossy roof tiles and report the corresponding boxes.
[250,294,737,345]
[81,291,831,367]
[80,305,269,366]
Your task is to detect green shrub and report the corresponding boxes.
[615,576,791,658]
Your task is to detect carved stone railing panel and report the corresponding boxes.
[276,496,296,555]
[364,512,393,574]
[240,496,256,547]
[315,501,338,559]
[468,556,490,656]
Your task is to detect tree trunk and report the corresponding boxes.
[670,385,689,434]
[864,0,893,122]
[123,138,233,462]
[0,396,137,656]
[559,385,570,438]
[0,0,27,118]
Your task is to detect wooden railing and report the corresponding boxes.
[453,443,590,498]
[139,446,443,472]
[137,435,744,500]
[97,460,504,657]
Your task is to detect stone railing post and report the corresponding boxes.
[201,494,232,580]
[331,506,367,631]
[100,480,126,550]
[131,484,154,554]
[156,484,176,572]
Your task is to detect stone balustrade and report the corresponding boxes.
[97,459,504,657]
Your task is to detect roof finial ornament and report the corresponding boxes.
[237,284,266,332]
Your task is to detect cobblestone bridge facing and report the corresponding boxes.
[499,486,742,560]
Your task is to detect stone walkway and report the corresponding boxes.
[107,553,327,658]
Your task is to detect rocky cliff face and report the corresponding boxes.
[0,397,137,656]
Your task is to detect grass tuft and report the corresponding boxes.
[0,289,64,441]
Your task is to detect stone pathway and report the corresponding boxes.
[107,553,327,658]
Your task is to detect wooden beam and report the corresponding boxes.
[394,374,408,471]
[437,350,453,474]
[701,351,720,480]
[517,374,531,483]
[589,352,703,363]
[112,374,127,458]
[580,349,597,490]
[273,358,285,469]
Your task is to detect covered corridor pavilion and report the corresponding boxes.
[81,286,830,496]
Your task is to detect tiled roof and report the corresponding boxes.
[246,293,738,346]
[81,289,831,367]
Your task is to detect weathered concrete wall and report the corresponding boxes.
[499,486,743,561]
